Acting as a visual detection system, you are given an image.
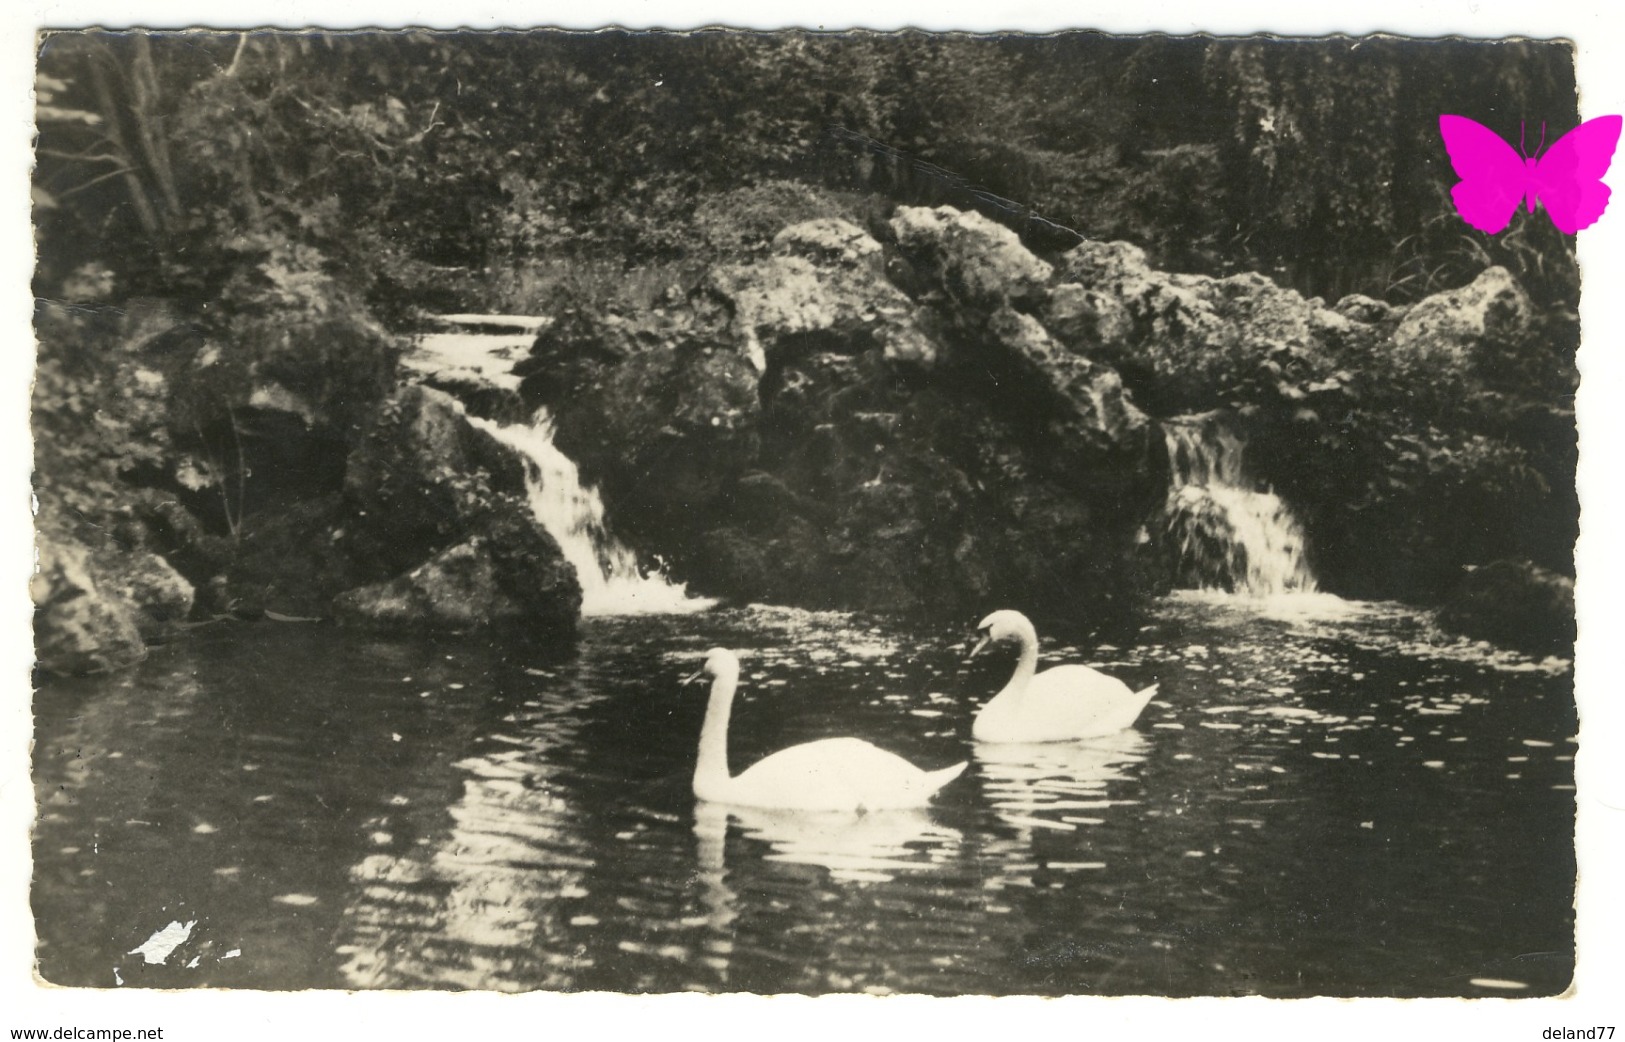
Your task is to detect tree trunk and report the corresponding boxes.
[128,34,182,220]
[84,49,162,240]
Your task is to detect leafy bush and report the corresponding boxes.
[482,179,878,318]
[33,301,177,544]
[692,180,872,260]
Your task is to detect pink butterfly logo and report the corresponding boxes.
[1439,114,1622,234]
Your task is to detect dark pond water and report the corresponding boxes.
[31,594,1576,996]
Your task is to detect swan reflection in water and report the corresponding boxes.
[690,803,971,991]
[976,731,1149,833]
[694,801,962,886]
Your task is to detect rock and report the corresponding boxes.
[1392,267,1532,369]
[1333,293,1403,324]
[1056,239,1341,408]
[528,305,759,426]
[30,526,195,675]
[477,493,583,631]
[771,217,885,274]
[247,381,319,426]
[693,521,831,607]
[1041,282,1133,354]
[879,321,937,368]
[980,306,1149,456]
[32,538,148,676]
[692,527,773,602]
[707,219,924,373]
[519,308,646,381]
[1306,304,1378,355]
[213,494,365,620]
[1437,559,1575,655]
[111,491,223,585]
[86,548,195,641]
[707,256,834,372]
[342,385,531,577]
[334,538,525,631]
[889,206,1053,310]
[523,300,765,563]
[229,308,402,436]
[726,471,816,532]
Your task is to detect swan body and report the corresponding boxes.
[970,610,1158,743]
[685,648,967,811]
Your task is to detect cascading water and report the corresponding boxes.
[471,411,712,616]
[1160,413,1317,596]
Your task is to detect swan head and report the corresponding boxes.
[970,610,1037,657]
[683,647,740,686]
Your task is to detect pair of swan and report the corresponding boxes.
[684,609,1158,811]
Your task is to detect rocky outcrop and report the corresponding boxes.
[342,385,526,570]
[33,537,192,676]
[515,209,1163,628]
[494,206,1570,646]
[708,220,927,373]
[33,197,1566,662]
[979,305,1148,454]
[334,538,526,630]
[1053,238,1359,412]
[889,205,1053,310]
[1391,267,1531,369]
[31,288,585,669]
[1054,243,1536,429]
[85,547,195,641]
[109,383,582,635]
[1332,292,1403,325]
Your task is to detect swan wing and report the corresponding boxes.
[1029,667,1157,736]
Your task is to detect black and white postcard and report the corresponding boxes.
[9,2,1623,1039]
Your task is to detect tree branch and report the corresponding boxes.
[55,166,139,199]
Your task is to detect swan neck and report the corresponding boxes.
[695,668,738,793]
[1007,624,1040,692]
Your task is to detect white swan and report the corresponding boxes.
[684,648,968,811]
[969,610,1158,743]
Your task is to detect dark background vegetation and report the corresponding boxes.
[31,30,1582,634]
[34,32,1581,309]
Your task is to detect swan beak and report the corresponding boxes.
[681,667,705,686]
[969,634,990,659]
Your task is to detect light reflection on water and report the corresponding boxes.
[975,733,1147,835]
[695,802,962,883]
[31,596,1575,996]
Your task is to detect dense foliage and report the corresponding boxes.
[35,31,1579,310]
[32,301,176,542]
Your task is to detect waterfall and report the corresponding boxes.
[471,411,713,616]
[1160,413,1317,596]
